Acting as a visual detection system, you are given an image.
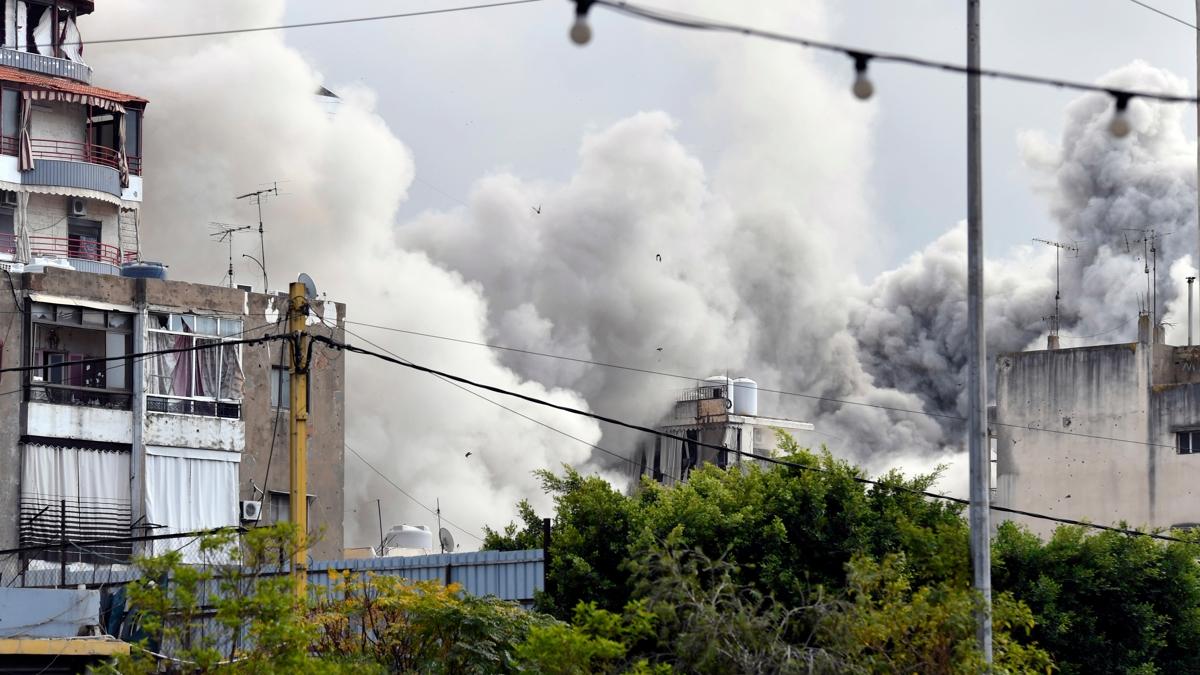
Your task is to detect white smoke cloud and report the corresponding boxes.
[82,1,605,548]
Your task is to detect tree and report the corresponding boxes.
[993,522,1200,674]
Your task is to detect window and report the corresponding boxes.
[270,365,290,409]
[146,313,245,418]
[67,218,101,261]
[0,206,12,255]
[26,302,132,409]
[267,490,313,525]
[1178,430,1200,454]
[0,89,17,153]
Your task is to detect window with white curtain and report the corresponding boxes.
[19,443,132,563]
[146,313,244,418]
[144,446,238,562]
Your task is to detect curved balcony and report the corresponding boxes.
[0,48,91,83]
[0,232,136,275]
[1,136,130,197]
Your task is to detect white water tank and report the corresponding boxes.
[732,378,758,416]
[704,375,732,401]
[381,524,433,557]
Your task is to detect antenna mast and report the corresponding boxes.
[1032,238,1079,346]
[235,182,281,293]
[208,222,252,288]
[1123,228,1172,334]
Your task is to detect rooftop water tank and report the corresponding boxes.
[732,378,759,416]
[120,261,168,280]
[381,524,433,556]
[704,375,732,401]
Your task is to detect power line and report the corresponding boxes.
[0,332,288,376]
[1122,0,1197,29]
[336,321,666,481]
[83,0,545,47]
[579,0,1200,106]
[315,334,1194,544]
[344,443,483,543]
[341,318,1186,452]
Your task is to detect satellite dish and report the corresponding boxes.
[439,527,455,554]
[297,272,318,299]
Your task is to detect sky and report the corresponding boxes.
[280,0,1200,276]
[75,0,1200,547]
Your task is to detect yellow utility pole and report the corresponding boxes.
[287,281,309,597]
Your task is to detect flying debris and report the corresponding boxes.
[464,451,473,458]
[532,205,541,215]
[656,347,663,352]
[655,254,662,261]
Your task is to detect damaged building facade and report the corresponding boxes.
[0,0,346,567]
[634,376,813,486]
[994,315,1200,537]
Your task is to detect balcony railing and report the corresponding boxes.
[0,48,92,83]
[0,136,140,176]
[2,233,136,271]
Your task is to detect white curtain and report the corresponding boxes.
[146,332,192,397]
[60,17,84,64]
[29,5,49,55]
[18,91,31,172]
[196,338,219,398]
[145,449,238,561]
[20,444,130,541]
[14,190,28,261]
[219,343,243,400]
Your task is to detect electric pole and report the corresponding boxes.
[967,0,993,665]
[288,281,310,597]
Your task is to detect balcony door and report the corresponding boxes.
[67,217,99,261]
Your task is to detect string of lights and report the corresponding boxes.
[567,0,1189,137]
[314,333,1194,544]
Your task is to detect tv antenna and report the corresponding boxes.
[1123,229,1172,332]
[1032,238,1079,340]
[209,222,252,288]
[439,527,455,554]
[235,181,281,293]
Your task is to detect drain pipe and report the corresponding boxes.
[1190,276,1196,346]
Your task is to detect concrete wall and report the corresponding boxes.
[30,102,84,144]
[0,267,347,559]
[25,193,119,246]
[995,340,1200,538]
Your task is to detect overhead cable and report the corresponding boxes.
[315,333,1193,544]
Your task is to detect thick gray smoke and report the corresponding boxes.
[77,1,1197,545]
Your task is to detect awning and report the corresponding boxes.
[28,293,137,313]
[0,65,147,111]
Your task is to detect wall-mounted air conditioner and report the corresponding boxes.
[69,198,87,217]
[240,500,262,522]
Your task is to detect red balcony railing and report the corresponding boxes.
[30,235,122,266]
[0,136,140,176]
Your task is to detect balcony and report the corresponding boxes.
[0,48,91,83]
[0,232,135,274]
[0,136,139,198]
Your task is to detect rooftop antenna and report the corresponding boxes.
[209,222,252,288]
[436,498,444,553]
[1123,228,1172,333]
[235,181,281,293]
[1032,238,1079,346]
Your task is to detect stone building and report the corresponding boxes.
[994,314,1200,537]
[0,0,346,564]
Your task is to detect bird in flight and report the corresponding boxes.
[532,205,541,215]
[464,451,473,458]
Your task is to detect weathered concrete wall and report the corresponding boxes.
[30,102,83,144]
[0,268,346,559]
[995,340,1200,538]
[994,343,1151,538]
[24,194,120,248]
[0,266,22,549]
[26,403,132,443]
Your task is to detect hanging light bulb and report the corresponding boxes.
[850,52,874,100]
[570,0,593,46]
[1109,92,1133,138]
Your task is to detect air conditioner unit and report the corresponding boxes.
[69,198,87,217]
[0,191,17,208]
[240,500,262,522]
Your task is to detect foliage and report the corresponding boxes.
[514,601,668,675]
[486,430,969,619]
[311,572,547,673]
[993,522,1200,675]
[482,498,546,552]
[92,524,370,674]
[831,554,1052,674]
